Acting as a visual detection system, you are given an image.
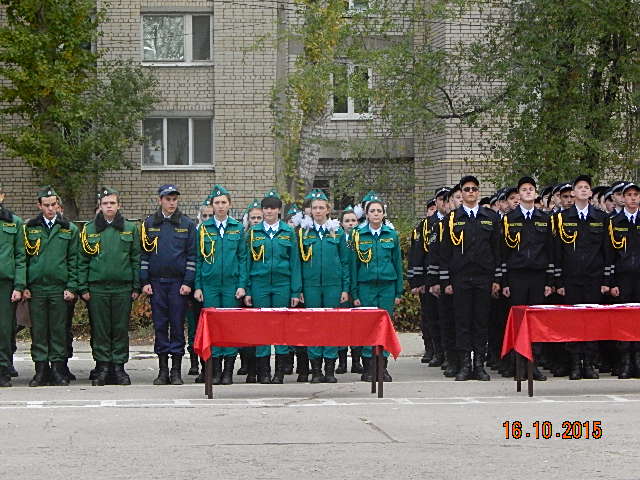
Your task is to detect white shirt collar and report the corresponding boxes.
[314,222,325,231]
[520,205,534,217]
[263,220,279,232]
[436,211,444,220]
[576,204,589,218]
[369,225,382,236]
[45,215,57,225]
[624,208,638,222]
[463,204,479,217]
[215,216,228,229]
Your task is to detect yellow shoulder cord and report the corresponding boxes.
[140,222,158,253]
[503,215,520,250]
[556,213,577,248]
[250,228,264,262]
[608,219,627,250]
[439,221,444,242]
[448,211,464,255]
[550,214,556,236]
[353,229,372,264]
[199,225,216,264]
[298,228,313,262]
[80,224,100,255]
[23,225,41,256]
[422,220,430,253]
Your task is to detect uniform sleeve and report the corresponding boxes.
[77,227,90,295]
[544,220,555,287]
[139,220,151,287]
[492,216,503,285]
[182,222,197,288]
[13,216,26,291]
[130,224,141,292]
[426,222,441,287]
[553,214,565,289]
[66,225,79,293]
[439,216,452,287]
[601,218,611,287]
[194,225,204,291]
[237,227,249,291]
[338,232,350,294]
[392,231,404,298]
[407,221,426,289]
[500,216,510,288]
[289,231,302,298]
[245,232,253,297]
[350,233,360,300]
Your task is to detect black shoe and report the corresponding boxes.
[421,349,434,364]
[360,357,372,382]
[0,367,12,387]
[237,349,249,375]
[92,361,110,386]
[296,351,309,382]
[50,362,70,386]
[324,358,338,383]
[271,354,287,384]
[153,354,170,385]
[569,355,582,380]
[170,356,184,385]
[428,350,444,368]
[618,353,632,379]
[220,356,235,385]
[63,359,76,381]
[195,358,206,383]
[310,358,324,383]
[553,364,570,377]
[335,350,348,374]
[257,356,272,384]
[188,347,199,376]
[113,363,131,385]
[472,354,490,381]
[455,352,472,381]
[245,355,257,383]
[383,358,392,382]
[532,365,547,381]
[351,347,364,374]
[212,357,223,385]
[89,363,98,381]
[632,352,640,378]
[582,361,599,380]
[443,351,459,378]
[29,362,50,387]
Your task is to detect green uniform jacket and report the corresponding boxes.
[350,223,404,300]
[194,216,248,291]
[299,225,350,291]
[0,207,26,290]
[24,214,79,292]
[246,221,302,297]
[77,212,141,294]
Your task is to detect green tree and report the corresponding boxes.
[0,0,158,218]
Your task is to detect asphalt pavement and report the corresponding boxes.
[2,334,639,479]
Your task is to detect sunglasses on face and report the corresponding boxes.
[462,186,479,193]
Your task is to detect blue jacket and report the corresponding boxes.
[140,209,196,287]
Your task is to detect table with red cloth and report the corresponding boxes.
[501,304,640,397]
[194,307,402,398]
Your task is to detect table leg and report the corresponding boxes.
[376,346,384,399]
[205,357,213,399]
[371,348,377,394]
[515,354,522,393]
[527,359,534,397]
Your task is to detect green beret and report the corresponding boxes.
[210,184,230,199]
[37,185,58,199]
[97,187,119,200]
[263,189,281,200]
[304,189,328,201]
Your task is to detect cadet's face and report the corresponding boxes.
[518,184,536,203]
[311,200,330,223]
[200,206,213,222]
[604,198,615,213]
[560,191,574,208]
[435,196,446,213]
[248,208,262,226]
[624,190,640,211]
[38,196,58,220]
[341,213,358,233]
[451,191,463,209]
[614,191,624,207]
[263,206,280,224]
[427,205,437,216]
[506,193,520,211]
[212,195,230,218]
[99,194,119,219]
[366,202,384,226]
[159,194,179,214]
[461,182,479,206]
[573,182,591,202]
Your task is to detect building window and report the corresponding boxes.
[331,63,372,120]
[347,0,368,12]
[142,14,212,64]
[143,117,213,168]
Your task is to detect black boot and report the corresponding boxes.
[336,349,348,374]
[633,351,640,378]
[169,355,184,385]
[212,357,223,385]
[195,358,207,383]
[310,358,324,383]
[455,351,472,381]
[351,347,364,373]
[360,356,372,382]
[472,353,490,381]
[569,354,582,380]
[50,361,70,386]
[582,353,599,379]
[443,350,459,378]
[0,366,12,387]
[188,347,199,376]
[421,340,434,364]
[532,364,547,381]
[324,358,338,383]
[271,354,286,384]
[383,358,392,382]
[428,348,445,367]
[8,358,18,378]
[237,348,248,375]
[296,350,309,382]
[29,361,50,387]
[62,359,76,381]
[284,351,294,375]
[618,352,632,379]
[89,363,98,381]
[92,361,110,386]
[220,356,235,385]
[257,356,272,384]
[245,355,257,383]
[113,364,131,385]
[153,354,170,385]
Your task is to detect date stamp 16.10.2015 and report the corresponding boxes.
[502,420,603,440]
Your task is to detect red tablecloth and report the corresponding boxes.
[194,307,402,361]
[502,305,640,361]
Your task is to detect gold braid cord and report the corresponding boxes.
[422,220,430,253]
[200,225,216,264]
[250,228,264,262]
[141,222,158,253]
[23,225,40,256]
[439,222,444,242]
[503,215,521,249]
[353,229,372,264]
[608,220,627,250]
[298,228,313,262]
[448,212,464,253]
[80,224,100,255]
[556,213,577,246]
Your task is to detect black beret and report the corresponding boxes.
[572,175,592,188]
[517,176,537,190]
[459,175,479,187]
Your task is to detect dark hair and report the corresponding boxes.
[261,197,282,209]
[340,210,358,222]
[366,200,385,214]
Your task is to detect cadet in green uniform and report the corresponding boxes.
[23,186,79,387]
[0,200,25,387]
[298,189,350,383]
[351,195,403,382]
[244,190,302,384]
[194,185,248,386]
[78,188,141,386]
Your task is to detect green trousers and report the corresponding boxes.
[358,281,395,359]
[303,285,341,360]
[87,289,132,364]
[203,287,240,357]
[0,281,15,368]
[30,288,69,362]
[252,283,291,358]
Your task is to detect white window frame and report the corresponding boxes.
[142,117,214,170]
[330,63,373,121]
[141,13,213,66]
[347,0,369,13]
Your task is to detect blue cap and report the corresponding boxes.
[158,184,180,197]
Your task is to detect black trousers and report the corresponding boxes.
[420,292,441,351]
[451,273,492,355]
[437,287,456,352]
[564,277,601,356]
[615,273,640,353]
[509,270,546,360]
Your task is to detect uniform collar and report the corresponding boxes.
[624,208,639,223]
[462,204,479,217]
[153,209,181,226]
[575,204,589,219]
[519,205,535,218]
[263,220,280,233]
[214,216,228,229]
[95,211,125,233]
